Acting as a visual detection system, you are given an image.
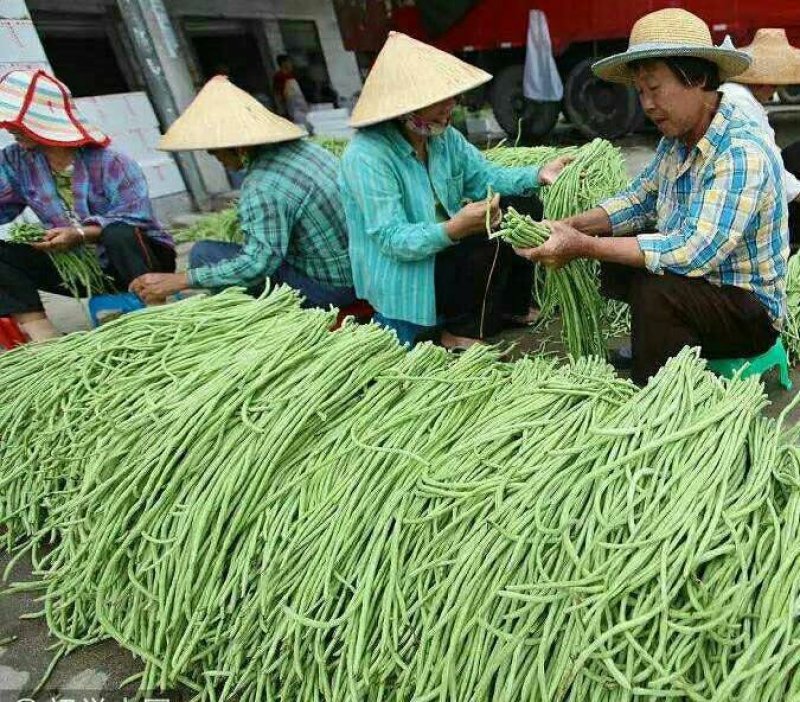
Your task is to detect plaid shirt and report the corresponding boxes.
[0,144,172,252]
[188,140,352,290]
[600,94,789,324]
[340,123,540,326]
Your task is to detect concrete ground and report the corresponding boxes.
[3,119,800,700]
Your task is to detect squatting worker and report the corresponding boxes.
[339,32,570,349]
[514,9,789,386]
[0,69,175,342]
[720,29,800,250]
[131,76,355,309]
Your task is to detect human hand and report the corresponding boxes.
[129,272,188,304]
[447,194,501,240]
[30,227,83,253]
[538,156,574,186]
[513,220,586,269]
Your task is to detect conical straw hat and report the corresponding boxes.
[159,75,306,151]
[593,9,751,85]
[0,69,108,147]
[735,29,800,85]
[350,32,491,128]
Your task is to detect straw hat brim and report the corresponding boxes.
[349,31,492,129]
[593,45,752,85]
[160,129,306,151]
[0,69,109,147]
[735,38,800,85]
[159,76,307,152]
[350,74,491,129]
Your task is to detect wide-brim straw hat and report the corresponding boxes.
[349,32,492,129]
[592,9,751,85]
[159,75,306,151]
[735,29,800,85]
[0,69,109,147]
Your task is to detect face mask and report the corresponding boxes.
[401,112,448,137]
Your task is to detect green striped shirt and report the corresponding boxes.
[188,140,352,290]
[340,123,540,326]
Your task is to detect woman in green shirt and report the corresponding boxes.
[340,32,569,348]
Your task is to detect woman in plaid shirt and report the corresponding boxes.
[0,70,175,342]
[515,9,790,386]
[132,76,355,311]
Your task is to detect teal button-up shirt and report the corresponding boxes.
[340,123,541,326]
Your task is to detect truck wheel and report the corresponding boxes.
[490,64,560,143]
[778,86,800,105]
[564,59,638,139]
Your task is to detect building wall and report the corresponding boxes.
[1,0,195,230]
[166,0,362,101]
[27,0,362,102]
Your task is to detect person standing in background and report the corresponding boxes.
[720,29,800,250]
[272,55,309,127]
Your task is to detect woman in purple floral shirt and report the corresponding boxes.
[0,69,175,341]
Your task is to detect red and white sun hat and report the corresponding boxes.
[0,69,109,147]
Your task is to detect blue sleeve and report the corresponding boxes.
[599,142,665,235]
[188,186,290,288]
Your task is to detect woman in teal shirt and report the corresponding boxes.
[340,32,569,348]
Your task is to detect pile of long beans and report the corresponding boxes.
[782,253,800,363]
[172,206,242,244]
[9,222,111,299]
[483,143,578,168]
[2,289,800,701]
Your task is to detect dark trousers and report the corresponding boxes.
[601,264,777,386]
[188,239,356,309]
[0,223,176,316]
[433,194,542,339]
[782,141,800,252]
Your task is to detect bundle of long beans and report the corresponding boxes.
[9,222,110,299]
[487,139,633,341]
[495,208,606,358]
[2,288,800,700]
[540,138,628,220]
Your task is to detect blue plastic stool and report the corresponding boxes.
[706,338,793,390]
[87,292,145,328]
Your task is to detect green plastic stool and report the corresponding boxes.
[706,338,793,390]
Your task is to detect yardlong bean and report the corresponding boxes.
[9,222,111,299]
[0,288,797,700]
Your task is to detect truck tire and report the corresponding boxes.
[490,64,560,143]
[564,59,639,140]
[778,85,800,105]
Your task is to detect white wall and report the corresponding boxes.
[0,0,52,237]
[0,1,191,232]
[0,0,50,84]
[167,0,363,101]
